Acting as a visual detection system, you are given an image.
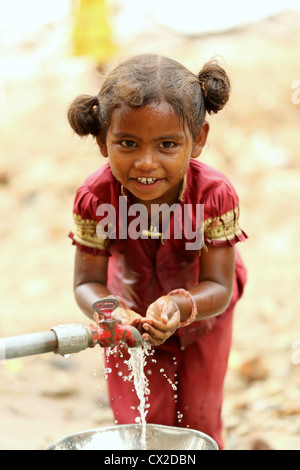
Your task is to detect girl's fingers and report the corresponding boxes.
[130,317,143,333]
[111,307,143,325]
[141,315,178,332]
[142,322,177,346]
[143,323,164,340]
[141,319,167,333]
[142,330,164,346]
[139,298,181,345]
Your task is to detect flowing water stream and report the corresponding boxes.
[102,341,180,449]
[103,341,153,449]
[125,341,152,449]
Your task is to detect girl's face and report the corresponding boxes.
[97,101,208,205]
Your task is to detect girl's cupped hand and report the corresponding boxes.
[140,296,181,346]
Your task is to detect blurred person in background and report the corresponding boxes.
[71,0,118,71]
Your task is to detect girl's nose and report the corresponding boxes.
[134,151,159,171]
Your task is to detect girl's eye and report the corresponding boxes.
[120,140,136,148]
[159,141,176,149]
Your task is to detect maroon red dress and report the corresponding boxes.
[69,159,247,449]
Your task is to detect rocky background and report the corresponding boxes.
[0,5,299,450]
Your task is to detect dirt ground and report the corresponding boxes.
[0,10,299,450]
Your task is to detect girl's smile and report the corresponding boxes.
[97,101,207,206]
[131,177,164,192]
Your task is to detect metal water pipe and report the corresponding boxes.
[0,298,143,361]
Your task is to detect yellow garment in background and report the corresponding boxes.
[72,0,117,66]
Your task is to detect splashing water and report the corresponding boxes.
[124,341,152,449]
[100,343,182,449]
[102,342,153,449]
[159,367,178,391]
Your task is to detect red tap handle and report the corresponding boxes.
[92,298,119,321]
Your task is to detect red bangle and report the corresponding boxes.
[168,288,197,327]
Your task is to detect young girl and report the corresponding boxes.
[67,54,247,449]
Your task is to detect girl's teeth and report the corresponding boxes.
[137,177,157,184]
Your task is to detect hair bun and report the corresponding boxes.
[198,60,230,114]
[67,94,100,137]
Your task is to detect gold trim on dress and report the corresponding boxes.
[72,213,107,250]
[204,206,242,242]
[121,185,127,197]
[178,174,187,201]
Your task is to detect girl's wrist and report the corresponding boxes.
[167,288,198,326]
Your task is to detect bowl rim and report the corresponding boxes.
[46,423,218,450]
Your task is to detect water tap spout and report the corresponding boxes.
[92,298,143,348]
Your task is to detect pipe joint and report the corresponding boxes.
[51,324,89,356]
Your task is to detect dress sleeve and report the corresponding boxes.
[69,184,110,256]
[203,179,248,249]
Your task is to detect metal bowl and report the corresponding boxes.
[47,424,218,450]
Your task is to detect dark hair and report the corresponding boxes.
[67,54,230,140]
